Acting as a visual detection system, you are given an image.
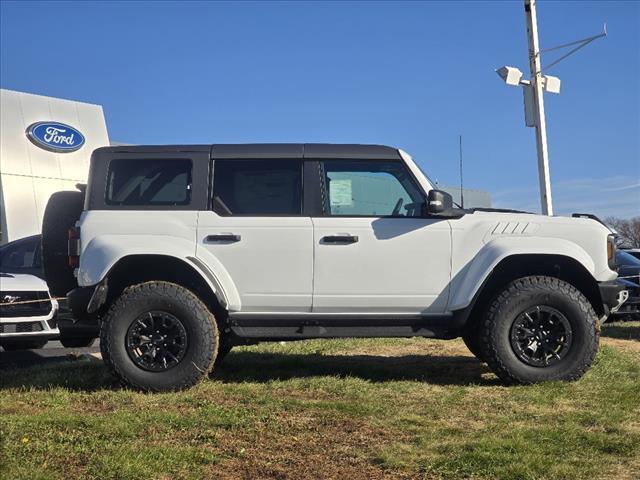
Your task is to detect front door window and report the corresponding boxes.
[322,160,424,217]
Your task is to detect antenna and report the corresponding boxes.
[459,134,464,209]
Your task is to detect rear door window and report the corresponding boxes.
[212,159,302,216]
[106,158,192,206]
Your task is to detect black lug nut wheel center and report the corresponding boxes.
[510,305,573,367]
[126,311,188,372]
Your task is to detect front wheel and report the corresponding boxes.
[100,281,219,392]
[480,276,599,384]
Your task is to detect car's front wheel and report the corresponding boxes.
[100,281,219,392]
[480,276,599,384]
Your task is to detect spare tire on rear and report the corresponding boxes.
[42,190,85,296]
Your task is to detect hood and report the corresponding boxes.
[0,273,50,292]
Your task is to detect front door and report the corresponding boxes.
[197,158,313,313]
[312,159,452,314]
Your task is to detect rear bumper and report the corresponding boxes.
[62,286,100,339]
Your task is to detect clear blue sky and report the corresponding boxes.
[2,1,639,217]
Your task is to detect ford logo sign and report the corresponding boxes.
[26,121,85,153]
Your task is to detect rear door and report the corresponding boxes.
[311,158,452,314]
[197,152,313,313]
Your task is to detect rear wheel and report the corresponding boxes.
[100,281,218,392]
[480,276,598,384]
[1,339,48,350]
[41,190,84,296]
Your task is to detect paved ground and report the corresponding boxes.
[0,340,100,369]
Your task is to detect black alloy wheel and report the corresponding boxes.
[126,311,188,372]
[509,305,573,367]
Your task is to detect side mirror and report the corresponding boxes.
[424,190,453,216]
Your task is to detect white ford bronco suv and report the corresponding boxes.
[41,144,626,391]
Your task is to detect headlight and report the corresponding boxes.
[607,234,617,270]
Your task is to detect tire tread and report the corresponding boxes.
[100,281,218,392]
[480,275,599,384]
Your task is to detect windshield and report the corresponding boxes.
[616,250,640,267]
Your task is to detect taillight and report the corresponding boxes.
[68,226,80,268]
[607,234,617,270]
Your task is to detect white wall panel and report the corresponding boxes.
[0,89,31,176]
[0,173,39,241]
[0,89,109,243]
[72,101,108,181]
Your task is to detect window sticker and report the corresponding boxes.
[329,179,353,207]
[330,179,353,207]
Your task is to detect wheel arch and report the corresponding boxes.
[78,234,242,311]
[102,254,229,321]
[454,253,604,332]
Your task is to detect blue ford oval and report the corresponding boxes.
[26,121,85,153]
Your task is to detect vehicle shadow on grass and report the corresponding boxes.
[0,351,497,391]
[0,359,118,391]
[214,351,499,386]
[601,322,640,342]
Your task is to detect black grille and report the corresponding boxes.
[0,291,52,318]
[0,322,43,333]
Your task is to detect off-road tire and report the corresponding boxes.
[100,281,218,392]
[480,276,599,384]
[0,339,48,350]
[60,337,96,349]
[42,190,84,296]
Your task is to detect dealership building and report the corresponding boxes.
[0,89,110,244]
[0,88,491,245]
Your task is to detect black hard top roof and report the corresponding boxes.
[95,143,401,160]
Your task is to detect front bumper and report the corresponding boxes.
[0,301,59,339]
[599,280,629,317]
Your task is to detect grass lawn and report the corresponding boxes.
[1,321,639,480]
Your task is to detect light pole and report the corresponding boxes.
[525,0,553,216]
[496,0,606,216]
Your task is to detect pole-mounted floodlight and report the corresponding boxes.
[496,0,606,216]
[496,66,524,86]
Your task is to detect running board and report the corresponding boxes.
[227,314,460,340]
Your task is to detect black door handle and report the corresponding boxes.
[322,235,359,244]
[205,234,241,243]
